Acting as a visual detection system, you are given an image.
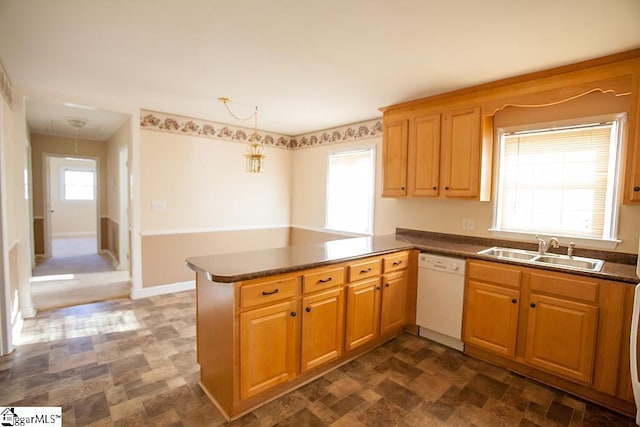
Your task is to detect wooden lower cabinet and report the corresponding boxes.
[301,287,344,372]
[380,271,408,335]
[196,251,415,420]
[464,280,519,357]
[524,293,598,384]
[345,277,381,351]
[239,300,299,400]
[464,259,635,417]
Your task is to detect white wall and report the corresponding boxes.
[49,157,97,236]
[0,89,34,355]
[290,136,396,236]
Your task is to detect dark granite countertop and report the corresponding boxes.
[186,230,640,285]
[186,235,414,283]
[395,231,639,285]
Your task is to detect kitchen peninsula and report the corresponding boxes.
[186,235,417,420]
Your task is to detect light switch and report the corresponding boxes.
[151,200,166,212]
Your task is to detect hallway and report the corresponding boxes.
[31,236,129,310]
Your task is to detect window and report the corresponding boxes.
[64,169,95,201]
[493,115,624,242]
[326,148,375,234]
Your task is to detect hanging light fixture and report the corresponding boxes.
[218,97,265,173]
[67,117,87,154]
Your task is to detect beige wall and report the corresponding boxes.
[48,156,97,236]
[140,130,291,232]
[289,227,350,246]
[290,136,396,236]
[139,129,293,287]
[31,134,108,218]
[107,118,130,222]
[105,119,130,264]
[141,227,290,287]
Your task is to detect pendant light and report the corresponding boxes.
[218,97,265,173]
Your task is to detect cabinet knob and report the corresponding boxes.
[444,186,449,190]
[530,303,536,308]
[511,299,517,304]
[385,283,390,288]
[401,186,406,190]
[634,186,640,192]
[376,286,381,291]
[432,186,437,190]
[290,311,297,317]
[305,307,311,313]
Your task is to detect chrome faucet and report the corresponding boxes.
[567,242,576,258]
[536,235,560,254]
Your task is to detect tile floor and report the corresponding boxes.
[0,290,636,426]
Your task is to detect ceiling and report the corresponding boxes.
[1,0,639,137]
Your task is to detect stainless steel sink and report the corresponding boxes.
[477,247,604,272]
[534,254,604,271]
[478,247,538,261]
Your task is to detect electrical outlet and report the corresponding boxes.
[462,218,475,230]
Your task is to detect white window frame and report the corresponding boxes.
[490,114,626,249]
[325,146,376,236]
[62,167,96,201]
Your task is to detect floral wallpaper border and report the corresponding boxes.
[0,59,13,107]
[140,109,382,150]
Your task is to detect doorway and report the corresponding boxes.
[34,154,113,276]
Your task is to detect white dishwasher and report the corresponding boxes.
[416,253,466,351]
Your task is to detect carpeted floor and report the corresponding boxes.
[31,236,127,309]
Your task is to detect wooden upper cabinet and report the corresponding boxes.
[624,73,640,204]
[524,293,598,384]
[382,106,485,200]
[441,106,481,198]
[382,119,409,197]
[408,114,441,196]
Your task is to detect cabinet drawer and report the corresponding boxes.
[348,258,382,281]
[240,277,298,309]
[303,266,345,294]
[529,272,599,303]
[468,260,521,288]
[384,252,409,273]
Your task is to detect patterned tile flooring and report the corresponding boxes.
[0,290,636,426]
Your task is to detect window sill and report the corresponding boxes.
[488,229,621,250]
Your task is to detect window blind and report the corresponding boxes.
[498,123,614,239]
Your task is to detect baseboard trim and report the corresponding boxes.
[130,280,195,299]
[52,232,98,238]
[100,249,120,270]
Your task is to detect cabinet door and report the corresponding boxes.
[345,277,381,351]
[525,293,598,384]
[463,280,520,357]
[440,106,481,198]
[624,73,640,203]
[380,272,407,335]
[382,119,409,197]
[239,300,298,400]
[301,288,344,373]
[408,114,440,197]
